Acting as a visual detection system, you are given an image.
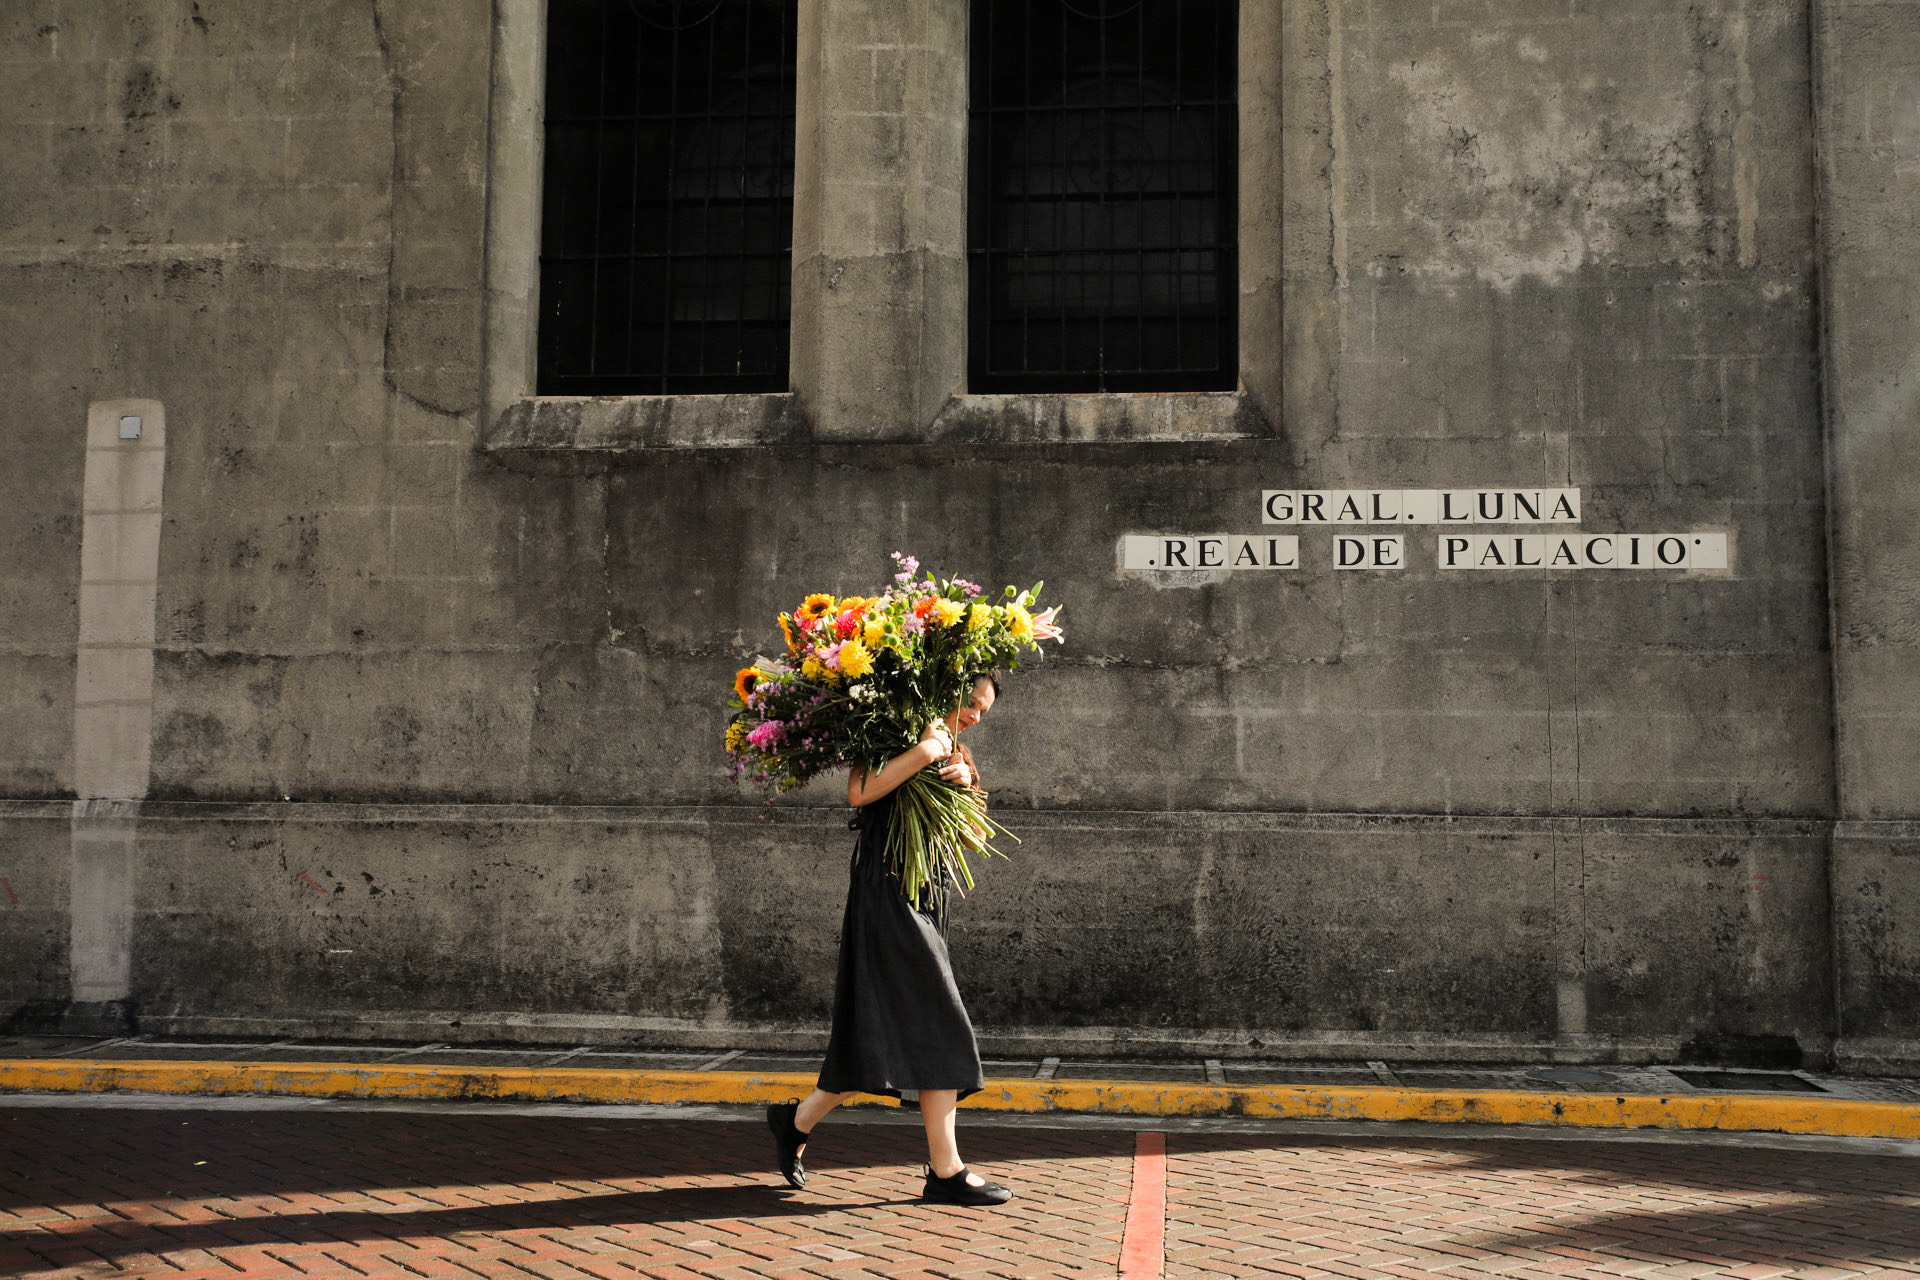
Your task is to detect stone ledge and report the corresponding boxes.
[476,390,1268,454]
[929,392,1267,444]
[1833,820,1920,841]
[0,799,1834,839]
[123,1006,1561,1061]
[480,393,807,453]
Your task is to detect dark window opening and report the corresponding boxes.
[539,0,796,396]
[968,0,1237,394]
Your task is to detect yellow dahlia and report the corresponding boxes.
[1005,603,1034,640]
[863,618,887,648]
[732,667,761,702]
[839,637,874,679]
[968,603,992,634]
[930,597,964,628]
[802,655,838,683]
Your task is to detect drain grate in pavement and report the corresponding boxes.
[394,1050,589,1068]
[67,1043,267,1061]
[1393,1071,1563,1091]
[1527,1067,1619,1085]
[1670,1069,1825,1093]
[1053,1062,1207,1083]
[1221,1067,1381,1087]
[727,1055,822,1074]
[570,1052,714,1070]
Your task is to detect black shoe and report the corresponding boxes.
[766,1101,809,1189]
[920,1164,1014,1206]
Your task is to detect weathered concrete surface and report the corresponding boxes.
[0,811,69,1016]
[788,0,969,440]
[1816,0,1920,1068]
[0,0,1905,1062]
[0,801,1834,1061]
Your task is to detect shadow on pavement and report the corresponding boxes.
[0,1105,1126,1272]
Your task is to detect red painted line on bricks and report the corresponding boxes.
[1119,1130,1165,1278]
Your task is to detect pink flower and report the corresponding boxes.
[747,721,784,748]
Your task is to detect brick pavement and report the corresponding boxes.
[3,1103,1918,1279]
[1163,1133,1920,1279]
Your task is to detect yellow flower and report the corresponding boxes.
[732,667,761,702]
[1004,602,1034,640]
[863,618,887,648]
[779,612,799,653]
[801,656,828,682]
[839,637,874,679]
[930,597,964,628]
[968,603,992,634]
[724,722,746,754]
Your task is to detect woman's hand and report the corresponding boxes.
[1032,604,1065,643]
[918,720,954,762]
[938,754,973,788]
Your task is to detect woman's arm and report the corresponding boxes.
[847,721,953,807]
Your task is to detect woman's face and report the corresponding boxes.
[954,678,996,732]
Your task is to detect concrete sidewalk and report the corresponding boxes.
[4,1034,1917,1142]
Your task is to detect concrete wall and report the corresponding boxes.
[0,0,1909,1066]
[1816,0,1920,1071]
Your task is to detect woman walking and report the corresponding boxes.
[765,671,1017,1206]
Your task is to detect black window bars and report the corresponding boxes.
[968,0,1238,394]
[538,0,797,396]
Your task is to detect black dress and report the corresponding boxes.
[814,786,986,1102]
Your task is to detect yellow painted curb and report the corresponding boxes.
[1,1058,1915,1141]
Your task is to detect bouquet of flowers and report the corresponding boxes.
[725,553,1062,907]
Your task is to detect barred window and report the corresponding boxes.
[539,0,797,396]
[968,0,1237,394]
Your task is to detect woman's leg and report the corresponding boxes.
[918,1090,986,1184]
[794,1088,849,1142]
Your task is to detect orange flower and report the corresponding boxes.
[778,613,799,652]
[733,667,761,702]
[913,595,938,620]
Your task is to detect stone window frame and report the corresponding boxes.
[479,0,1308,454]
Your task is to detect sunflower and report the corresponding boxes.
[778,612,799,652]
[796,593,838,626]
[733,667,761,702]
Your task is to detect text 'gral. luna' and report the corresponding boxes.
[1120,488,1734,574]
